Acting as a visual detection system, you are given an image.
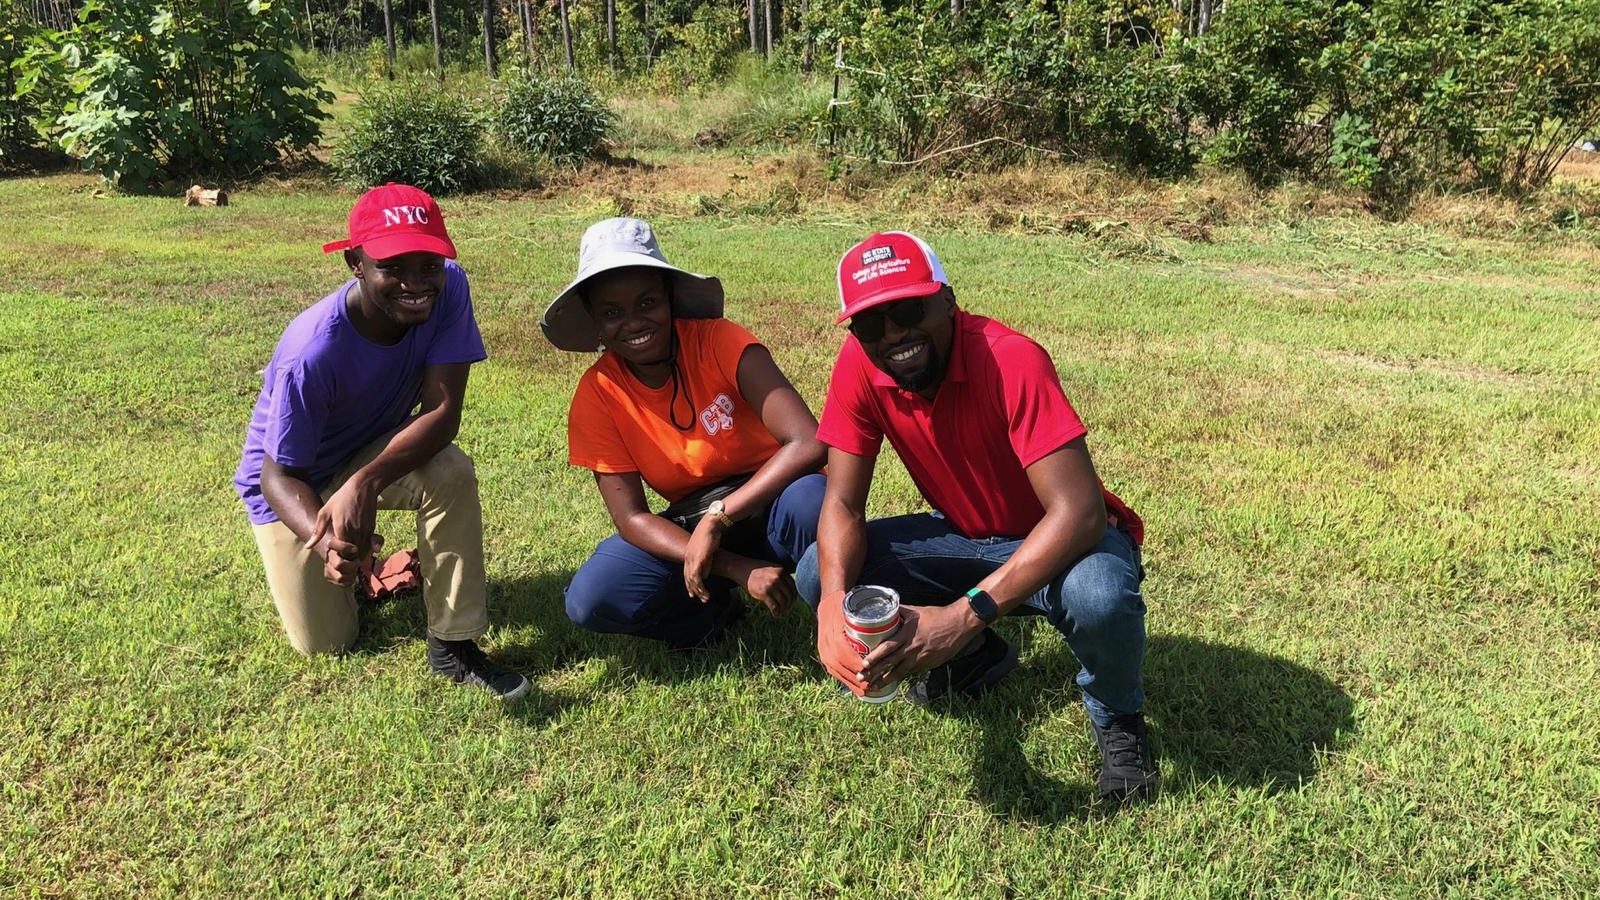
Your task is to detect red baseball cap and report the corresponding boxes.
[321,183,457,260]
[835,231,948,324]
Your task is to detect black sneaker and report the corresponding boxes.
[427,635,530,701]
[903,628,1019,705]
[1089,712,1159,803]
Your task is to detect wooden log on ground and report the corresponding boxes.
[183,185,229,207]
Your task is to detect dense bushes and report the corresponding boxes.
[333,82,485,194]
[825,0,1600,200]
[14,0,329,191]
[335,74,613,192]
[491,75,613,163]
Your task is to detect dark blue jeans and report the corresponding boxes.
[795,513,1146,724]
[565,474,826,647]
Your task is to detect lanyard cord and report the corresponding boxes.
[661,280,694,432]
[666,327,695,432]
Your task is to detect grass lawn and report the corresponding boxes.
[1,170,1597,898]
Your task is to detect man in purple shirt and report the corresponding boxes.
[234,183,527,699]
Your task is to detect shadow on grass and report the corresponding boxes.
[952,629,1356,823]
[488,570,820,693]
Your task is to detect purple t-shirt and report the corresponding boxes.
[234,260,487,525]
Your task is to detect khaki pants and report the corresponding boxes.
[251,440,489,655]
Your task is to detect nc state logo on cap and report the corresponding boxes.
[835,230,948,324]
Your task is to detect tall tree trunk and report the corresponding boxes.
[429,0,444,82]
[640,0,651,67]
[382,0,396,78]
[606,0,617,73]
[483,0,499,77]
[559,0,575,71]
[801,0,811,71]
[763,0,774,59]
[303,0,315,52]
[950,0,961,22]
[1197,0,1212,35]
[748,0,758,53]
[520,0,534,67]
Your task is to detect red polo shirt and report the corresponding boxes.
[817,310,1142,544]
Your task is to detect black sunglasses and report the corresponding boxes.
[848,297,928,342]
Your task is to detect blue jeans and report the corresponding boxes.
[795,513,1146,724]
[565,474,826,647]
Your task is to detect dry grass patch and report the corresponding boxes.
[1554,147,1600,181]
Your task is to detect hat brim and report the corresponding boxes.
[834,280,944,325]
[355,231,458,260]
[541,254,724,352]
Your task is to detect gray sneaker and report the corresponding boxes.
[427,635,530,701]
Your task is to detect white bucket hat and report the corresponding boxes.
[541,217,724,352]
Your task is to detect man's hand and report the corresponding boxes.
[817,589,872,696]
[858,603,983,691]
[682,517,725,602]
[308,479,380,563]
[315,535,364,587]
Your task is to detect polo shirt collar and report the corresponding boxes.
[865,308,971,392]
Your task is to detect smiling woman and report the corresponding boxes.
[538,217,827,651]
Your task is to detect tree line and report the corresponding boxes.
[6,0,1599,204]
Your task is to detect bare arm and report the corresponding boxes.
[715,344,825,521]
[682,344,825,610]
[266,363,472,579]
[593,470,783,606]
[812,447,878,694]
[859,436,1108,688]
[260,456,363,587]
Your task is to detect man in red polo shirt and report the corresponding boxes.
[796,230,1156,802]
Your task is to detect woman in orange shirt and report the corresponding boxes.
[542,218,826,650]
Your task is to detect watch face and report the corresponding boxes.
[967,590,1000,624]
[708,500,725,515]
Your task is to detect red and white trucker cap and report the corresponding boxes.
[835,231,948,324]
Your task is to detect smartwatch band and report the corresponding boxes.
[964,587,1001,624]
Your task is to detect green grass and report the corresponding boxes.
[1,172,1598,898]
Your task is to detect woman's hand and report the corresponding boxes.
[721,554,798,616]
[682,516,725,602]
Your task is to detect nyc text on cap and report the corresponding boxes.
[322,183,458,260]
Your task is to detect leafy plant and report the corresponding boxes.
[30,0,330,191]
[333,80,486,194]
[650,3,745,93]
[490,74,613,163]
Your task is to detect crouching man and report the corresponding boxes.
[232,183,527,700]
[798,231,1156,801]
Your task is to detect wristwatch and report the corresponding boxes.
[964,588,1001,624]
[705,499,736,529]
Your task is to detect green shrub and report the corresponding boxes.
[490,75,613,163]
[651,4,745,93]
[1187,0,1337,185]
[1,21,43,162]
[31,0,329,192]
[333,81,485,194]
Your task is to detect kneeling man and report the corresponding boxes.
[233,183,527,700]
[798,231,1155,801]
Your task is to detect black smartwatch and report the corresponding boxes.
[964,588,1001,624]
